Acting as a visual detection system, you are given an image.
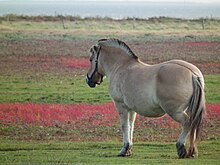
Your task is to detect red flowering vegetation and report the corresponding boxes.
[21,56,90,74]
[203,104,220,125]
[0,103,118,127]
[59,57,90,69]
[0,103,219,128]
[0,103,219,141]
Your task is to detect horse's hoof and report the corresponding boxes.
[118,153,126,157]
[118,151,132,157]
[118,149,132,157]
[118,143,132,157]
[176,142,187,159]
[186,147,198,158]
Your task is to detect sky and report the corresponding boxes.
[34,0,220,2]
[0,0,220,2]
[0,0,220,4]
[39,0,219,2]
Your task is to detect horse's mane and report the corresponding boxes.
[98,38,138,59]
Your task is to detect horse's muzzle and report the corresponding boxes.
[86,74,96,88]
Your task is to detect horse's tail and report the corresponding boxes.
[188,75,206,152]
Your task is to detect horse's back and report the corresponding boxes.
[156,60,204,87]
[164,60,203,78]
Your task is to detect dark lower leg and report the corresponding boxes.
[176,142,187,159]
[118,143,132,157]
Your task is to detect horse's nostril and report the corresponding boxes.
[86,76,96,88]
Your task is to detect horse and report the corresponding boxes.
[86,38,206,159]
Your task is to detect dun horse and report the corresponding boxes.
[86,38,206,158]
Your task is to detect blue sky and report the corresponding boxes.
[38,0,220,2]
[34,0,218,1]
[0,0,220,2]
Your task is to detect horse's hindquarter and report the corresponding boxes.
[156,60,199,114]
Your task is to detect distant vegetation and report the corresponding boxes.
[1,14,220,43]
[1,14,219,23]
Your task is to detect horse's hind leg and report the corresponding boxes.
[173,110,199,158]
[186,130,198,158]
[176,123,190,159]
[170,111,191,159]
[177,125,198,159]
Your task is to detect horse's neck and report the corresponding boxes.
[101,49,136,77]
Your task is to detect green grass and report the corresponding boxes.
[205,75,220,104]
[0,74,219,104]
[0,75,220,104]
[0,140,219,165]
[0,74,111,104]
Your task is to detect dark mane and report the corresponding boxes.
[98,38,138,59]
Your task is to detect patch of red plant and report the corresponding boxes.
[0,103,219,127]
[206,104,220,116]
[0,103,117,127]
[59,57,90,69]
[22,56,90,70]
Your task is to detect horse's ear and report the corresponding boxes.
[90,45,100,54]
[93,45,99,52]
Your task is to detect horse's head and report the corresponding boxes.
[86,44,104,88]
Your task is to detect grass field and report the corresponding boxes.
[0,16,220,164]
[0,140,219,165]
[0,74,219,104]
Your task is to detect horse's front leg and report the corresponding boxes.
[118,108,131,157]
[119,112,137,157]
[114,102,135,157]
[129,110,136,150]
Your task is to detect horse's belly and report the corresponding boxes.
[135,106,165,118]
